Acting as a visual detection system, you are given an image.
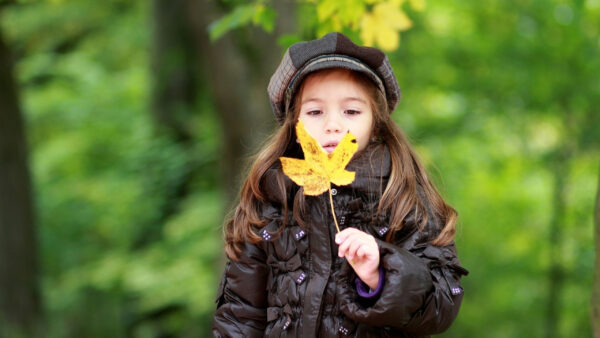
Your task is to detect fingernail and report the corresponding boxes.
[335,235,341,244]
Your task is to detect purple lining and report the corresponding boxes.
[355,266,385,299]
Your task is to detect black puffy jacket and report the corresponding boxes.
[213,144,468,337]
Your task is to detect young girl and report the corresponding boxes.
[212,32,468,337]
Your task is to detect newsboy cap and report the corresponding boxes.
[267,32,401,124]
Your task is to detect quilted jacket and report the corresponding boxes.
[213,144,468,337]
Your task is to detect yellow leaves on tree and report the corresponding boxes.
[309,0,426,52]
[280,121,358,196]
[408,0,426,12]
[360,0,414,51]
[213,0,426,52]
[313,0,366,37]
[279,121,358,232]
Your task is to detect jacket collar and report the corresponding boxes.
[344,142,391,198]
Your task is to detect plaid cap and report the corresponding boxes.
[267,32,401,124]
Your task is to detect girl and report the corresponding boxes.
[212,32,468,337]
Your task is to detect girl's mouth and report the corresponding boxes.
[322,141,339,153]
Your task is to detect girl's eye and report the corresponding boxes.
[345,109,361,115]
[305,110,322,116]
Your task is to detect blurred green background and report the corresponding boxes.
[0,0,599,337]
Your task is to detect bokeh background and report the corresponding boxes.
[1,0,599,337]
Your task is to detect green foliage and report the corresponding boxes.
[210,0,421,50]
[1,0,598,336]
[391,0,599,335]
[276,33,303,50]
[208,2,276,41]
[2,0,222,336]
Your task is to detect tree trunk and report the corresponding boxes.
[132,0,202,247]
[545,157,567,338]
[0,25,41,337]
[592,161,600,338]
[187,0,295,204]
[151,0,197,143]
[545,141,574,338]
[186,6,296,333]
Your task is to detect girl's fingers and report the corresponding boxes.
[335,228,380,283]
[336,228,379,263]
[335,227,361,244]
[338,231,377,261]
[337,232,362,257]
[356,244,369,259]
[355,242,377,261]
[346,237,363,261]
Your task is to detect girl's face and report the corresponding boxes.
[297,69,374,154]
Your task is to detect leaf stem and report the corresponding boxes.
[329,184,340,233]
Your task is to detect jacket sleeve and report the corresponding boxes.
[340,223,468,335]
[212,241,269,337]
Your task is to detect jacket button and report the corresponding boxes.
[451,286,463,295]
[261,229,272,241]
[338,326,349,335]
[331,188,337,195]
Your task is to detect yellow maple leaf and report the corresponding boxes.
[280,121,358,233]
[280,121,358,196]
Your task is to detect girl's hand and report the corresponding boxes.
[335,227,380,289]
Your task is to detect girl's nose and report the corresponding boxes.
[324,113,342,133]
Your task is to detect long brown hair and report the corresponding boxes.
[224,69,457,260]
